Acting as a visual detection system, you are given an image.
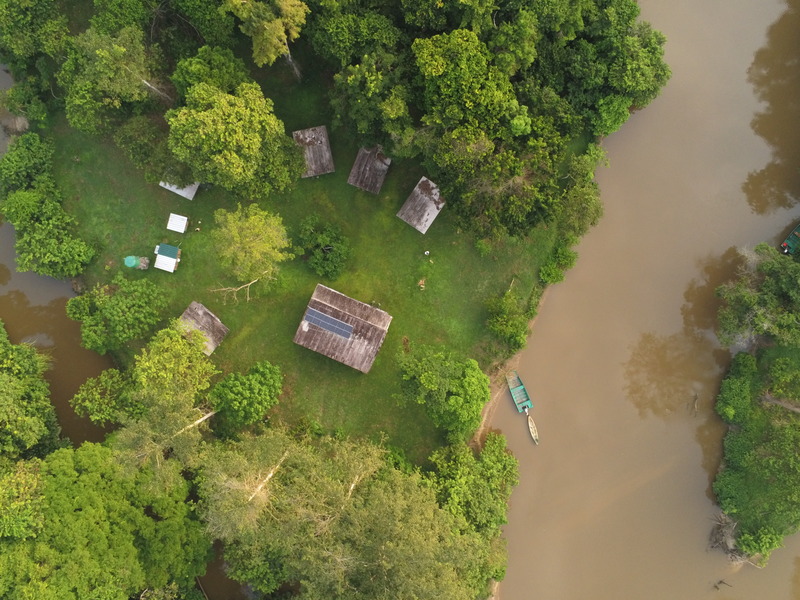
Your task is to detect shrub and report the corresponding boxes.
[296,215,352,279]
[0,132,53,196]
[210,360,282,435]
[486,287,529,352]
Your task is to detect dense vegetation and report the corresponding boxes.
[0,0,669,597]
[713,243,800,564]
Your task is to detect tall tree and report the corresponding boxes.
[397,343,489,443]
[221,0,309,67]
[167,82,302,198]
[0,0,68,66]
[57,26,168,133]
[0,444,210,599]
[110,326,218,477]
[716,243,800,347]
[0,320,60,463]
[428,433,518,536]
[210,203,294,300]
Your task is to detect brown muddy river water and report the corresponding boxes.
[493,1,800,599]
[3,1,800,598]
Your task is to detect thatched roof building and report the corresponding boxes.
[293,284,392,373]
[293,126,335,178]
[396,177,445,234]
[179,301,230,355]
[347,147,391,194]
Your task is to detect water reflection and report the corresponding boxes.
[623,330,719,419]
[744,0,800,214]
[681,247,742,335]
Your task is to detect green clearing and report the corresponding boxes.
[53,49,554,462]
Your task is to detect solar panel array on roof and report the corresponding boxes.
[304,307,353,339]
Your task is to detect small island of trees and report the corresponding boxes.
[0,0,670,598]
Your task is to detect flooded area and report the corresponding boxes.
[493,1,800,599]
[0,223,109,443]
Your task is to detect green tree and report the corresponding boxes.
[486,286,532,353]
[716,243,800,346]
[428,433,518,536]
[398,343,489,442]
[113,114,195,186]
[330,49,415,153]
[0,132,53,197]
[0,444,211,599]
[173,0,236,47]
[111,326,218,476]
[221,0,309,67]
[0,320,60,462]
[66,273,168,354]
[0,0,68,66]
[210,203,294,300]
[90,0,155,34]
[296,215,352,279]
[167,82,302,198]
[171,45,249,99]
[57,26,168,133]
[70,368,138,426]
[210,360,283,435]
[0,460,44,540]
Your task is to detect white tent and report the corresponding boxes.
[159,181,200,200]
[166,213,188,233]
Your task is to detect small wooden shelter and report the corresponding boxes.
[293,284,392,373]
[347,147,391,194]
[178,301,229,355]
[293,126,334,178]
[159,181,200,200]
[396,177,445,234]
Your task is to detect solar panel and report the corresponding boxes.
[304,307,353,339]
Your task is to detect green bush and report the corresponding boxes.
[715,353,758,425]
[209,360,282,435]
[296,215,352,280]
[0,132,53,196]
[486,287,529,352]
[66,274,168,354]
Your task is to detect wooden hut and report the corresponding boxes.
[347,147,391,194]
[293,284,392,373]
[293,126,335,178]
[396,177,445,234]
[178,301,230,355]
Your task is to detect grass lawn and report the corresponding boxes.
[52,47,556,462]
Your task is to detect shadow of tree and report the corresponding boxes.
[743,0,800,214]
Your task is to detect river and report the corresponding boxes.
[493,1,800,599]
[2,1,799,598]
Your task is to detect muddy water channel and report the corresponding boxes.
[493,1,800,599]
[0,223,109,443]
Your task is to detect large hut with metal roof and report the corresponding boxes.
[347,146,391,194]
[396,176,445,234]
[178,301,230,356]
[293,125,335,178]
[293,284,392,373]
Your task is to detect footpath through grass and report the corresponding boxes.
[53,52,555,462]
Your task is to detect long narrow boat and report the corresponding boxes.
[506,370,533,413]
[527,415,539,445]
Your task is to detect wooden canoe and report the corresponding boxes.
[527,414,539,445]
